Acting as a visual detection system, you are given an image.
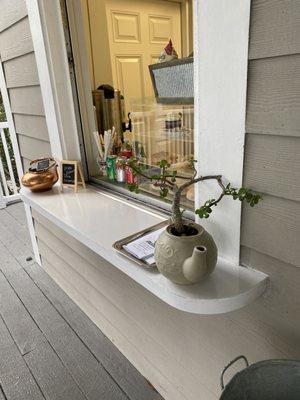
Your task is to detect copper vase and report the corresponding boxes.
[21,158,58,192]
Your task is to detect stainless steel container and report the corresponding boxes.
[92,85,125,140]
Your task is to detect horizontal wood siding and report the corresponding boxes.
[18,135,51,160]
[243,134,300,201]
[249,0,300,60]
[14,114,49,142]
[0,0,27,33]
[33,211,300,400]
[0,0,51,170]
[9,86,44,116]
[22,157,32,172]
[241,194,300,267]
[4,52,39,88]
[246,54,300,137]
[0,17,33,61]
[242,0,300,268]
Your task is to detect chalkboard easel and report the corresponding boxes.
[60,160,85,192]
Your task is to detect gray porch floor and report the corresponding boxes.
[0,202,163,400]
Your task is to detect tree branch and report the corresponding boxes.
[126,157,262,234]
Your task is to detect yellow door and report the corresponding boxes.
[103,0,182,113]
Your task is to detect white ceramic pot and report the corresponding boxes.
[154,222,217,285]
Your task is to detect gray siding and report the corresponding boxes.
[0,0,51,170]
[241,0,300,268]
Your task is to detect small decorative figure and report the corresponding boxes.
[158,39,178,63]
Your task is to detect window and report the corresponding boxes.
[92,99,194,210]
[66,0,194,211]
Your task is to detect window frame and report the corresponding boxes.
[26,0,251,265]
[65,0,197,217]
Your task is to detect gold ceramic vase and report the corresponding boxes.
[21,158,58,192]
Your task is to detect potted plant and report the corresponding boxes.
[127,158,262,285]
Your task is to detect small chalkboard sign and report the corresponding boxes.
[62,163,75,184]
[60,160,85,192]
[36,158,50,172]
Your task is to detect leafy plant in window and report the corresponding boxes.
[126,158,262,285]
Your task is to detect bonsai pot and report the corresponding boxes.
[154,222,217,285]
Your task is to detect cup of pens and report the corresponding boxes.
[93,127,116,176]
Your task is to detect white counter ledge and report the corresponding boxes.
[21,185,269,315]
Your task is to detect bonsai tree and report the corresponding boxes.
[127,158,262,235]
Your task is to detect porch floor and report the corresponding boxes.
[0,202,163,400]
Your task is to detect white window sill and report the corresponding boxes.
[21,184,268,315]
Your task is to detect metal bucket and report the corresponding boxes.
[220,355,300,400]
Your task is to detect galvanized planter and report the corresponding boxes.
[220,355,300,400]
[149,57,194,104]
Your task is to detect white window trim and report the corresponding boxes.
[64,0,98,177]
[26,0,251,266]
[194,0,251,264]
[26,0,81,161]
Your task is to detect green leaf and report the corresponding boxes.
[160,187,169,198]
[157,159,169,168]
[188,157,197,168]
[171,170,177,182]
[126,183,139,193]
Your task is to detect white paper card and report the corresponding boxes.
[123,226,166,265]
